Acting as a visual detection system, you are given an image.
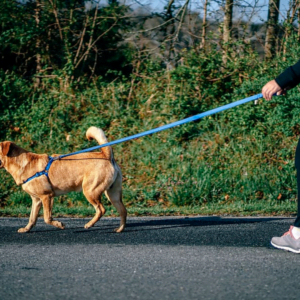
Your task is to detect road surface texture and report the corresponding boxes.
[0,216,299,300]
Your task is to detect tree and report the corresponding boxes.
[299,3,300,41]
[0,0,132,85]
[164,0,176,63]
[34,0,42,88]
[283,0,299,59]
[222,0,233,66]
[201,0,209,49]
[265,0,280,60]
[223,0,233,44]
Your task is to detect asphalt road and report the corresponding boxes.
[0,216,299,300]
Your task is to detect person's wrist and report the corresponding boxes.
[274,79,282,91]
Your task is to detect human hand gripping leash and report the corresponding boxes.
[23,93,267,184]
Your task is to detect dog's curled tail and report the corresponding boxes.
[86,127,112,160]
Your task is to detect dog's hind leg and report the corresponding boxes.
[105,174,127,233]
[18,196,42,233]
[83,186,106,229]
[105,189,126,233]
[41,195,65,229]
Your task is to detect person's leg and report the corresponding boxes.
[294,137,300,227]
[270,137,300,253]
[294,172,300,227]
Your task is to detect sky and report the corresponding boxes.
[121,0,294,23]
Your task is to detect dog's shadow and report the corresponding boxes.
[19,216,292,248]
[72,216,287,232]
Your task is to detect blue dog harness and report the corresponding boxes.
[23,156,56,184]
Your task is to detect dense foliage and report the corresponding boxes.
[1,1,300,214]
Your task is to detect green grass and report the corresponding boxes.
[1,36,300,215]
[0,200,297,218]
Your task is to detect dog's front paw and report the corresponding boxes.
[114,225,125,233]
[84,222,93,229]
[53,221,65,229]
[18,227,29,233]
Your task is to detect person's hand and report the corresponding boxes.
[262,80,283,100]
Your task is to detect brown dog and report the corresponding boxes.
[0,126,126,233]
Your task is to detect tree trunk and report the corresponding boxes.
[265,0,280,60]
[283,0,298,60]
[201,0,208,49]
[298,3,300,42]
[223,0,233,44]
[165,0,176,64]
[222,0,233,66]
[34,0,42,88]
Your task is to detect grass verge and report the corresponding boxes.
[0,200,297,218]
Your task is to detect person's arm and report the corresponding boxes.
[275,60,300,90]
[262,60,300,100]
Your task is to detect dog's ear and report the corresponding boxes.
[1,141,13,156]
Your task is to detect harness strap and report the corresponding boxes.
[23,156,55,184]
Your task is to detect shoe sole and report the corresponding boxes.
[271,241,300,254]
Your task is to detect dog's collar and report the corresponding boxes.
[23,156,55,185]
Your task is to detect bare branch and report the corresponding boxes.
[174,0,189,41]
[75,19,118,69]
[74,15,89,65]
[127,3,188,34]
[48,0,63,40]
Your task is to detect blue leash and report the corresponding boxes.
[59,93,264,158]
[23,93,264,184]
